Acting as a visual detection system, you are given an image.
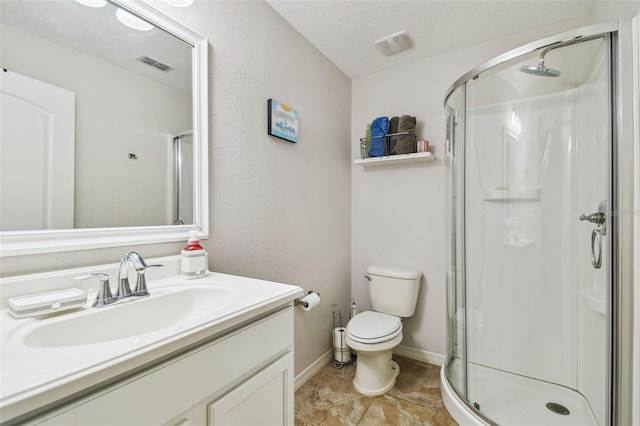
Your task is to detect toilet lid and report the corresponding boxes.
[347,311,402,344]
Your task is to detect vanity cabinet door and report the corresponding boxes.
[208,352,293,426]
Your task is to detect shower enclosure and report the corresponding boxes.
[443,24,618,425]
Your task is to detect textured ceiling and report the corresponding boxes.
[266,0,596,79]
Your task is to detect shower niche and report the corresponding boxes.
[443,24,615,426]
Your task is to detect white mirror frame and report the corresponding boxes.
[0,0,208,257]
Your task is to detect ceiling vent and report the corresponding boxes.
[136,55,174,72]
[374,31,414,56]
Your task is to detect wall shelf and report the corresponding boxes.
[354,151,435,166]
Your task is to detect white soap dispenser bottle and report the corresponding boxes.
[181,231,208,279]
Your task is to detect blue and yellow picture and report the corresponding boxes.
[268,99,299,143]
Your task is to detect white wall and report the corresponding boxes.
[0,24,191,228]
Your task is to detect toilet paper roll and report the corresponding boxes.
[333,327,351,363]
[300,292,320,312]
[333,327,348,349]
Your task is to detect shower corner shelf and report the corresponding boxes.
[354,151,435,166]
[482,188,540,201]
[505,238,533,248]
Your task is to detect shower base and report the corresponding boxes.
[441,360,598,426]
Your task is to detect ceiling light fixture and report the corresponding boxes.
[73,0,107,7]
[374,30,414,56]
[116,8,154,31]
[162,0,194,7]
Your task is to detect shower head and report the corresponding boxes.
[519,58,561,77]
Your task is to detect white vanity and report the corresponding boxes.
[0,256,303,425]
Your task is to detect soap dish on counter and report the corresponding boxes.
[8,288,87,318]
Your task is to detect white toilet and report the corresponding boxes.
[345,265,422,396]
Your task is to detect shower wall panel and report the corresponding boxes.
[465,91,581,389]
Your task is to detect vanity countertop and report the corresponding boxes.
[0,258,303,423]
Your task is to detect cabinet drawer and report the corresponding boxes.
[33,307,294,425]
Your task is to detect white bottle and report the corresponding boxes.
[181,231,207,279]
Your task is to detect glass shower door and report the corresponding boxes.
[446,33,612,425]
[444,84,467,399]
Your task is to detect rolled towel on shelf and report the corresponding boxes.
[365,122,372,156]
[369,116,389,157]
[395,115,416,154]
[388,116,399,154]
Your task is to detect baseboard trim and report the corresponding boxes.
[394,345,445,366]
[294,349,333,391]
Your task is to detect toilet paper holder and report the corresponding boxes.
[295,290,319,308]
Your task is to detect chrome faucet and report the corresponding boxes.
[75,252,162,308]
[117,251,163,298]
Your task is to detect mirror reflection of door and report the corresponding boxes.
[172,132,193,225]
[0,70,75,231]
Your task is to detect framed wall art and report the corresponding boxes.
[268,99,299,143]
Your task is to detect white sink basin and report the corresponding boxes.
[21,285,242,348]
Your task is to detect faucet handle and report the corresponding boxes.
[75,273,117,307]
[126,251,154,271]
[133,264,163,297]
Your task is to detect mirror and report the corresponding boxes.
[0,0,208,256]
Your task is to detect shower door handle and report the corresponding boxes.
[591,229,603,269]
[579,201,607,228]
[580,200,607,269]
[579,212,606,225]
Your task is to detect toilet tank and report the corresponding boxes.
[366,265,422,317]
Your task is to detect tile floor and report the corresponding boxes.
[295,355,458,426]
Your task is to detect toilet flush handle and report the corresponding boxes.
[364,274,372,281]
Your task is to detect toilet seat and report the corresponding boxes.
[346,311,402,344]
